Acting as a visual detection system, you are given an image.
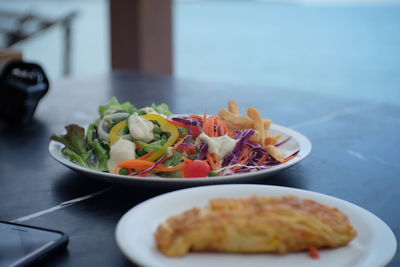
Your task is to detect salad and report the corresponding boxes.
[50,97,298,178]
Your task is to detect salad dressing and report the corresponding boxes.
[128,113,154,142]
[196,133,237,160]
[107,138,136,173]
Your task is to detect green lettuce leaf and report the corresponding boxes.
[50,124,92,169]
[50,124,110,172]
[151,103,173,116]
[99,97,136,118]
[86,123,109,171]
[163,151,185,167]
[156,150,184,177]
[135,140,165,153]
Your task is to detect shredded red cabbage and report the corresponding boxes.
[222,129,255,167]
[219,132,299,175]
[197,142,208,160]
[171,116,203,136]
[171,116,202,128]
[246,142,278,166]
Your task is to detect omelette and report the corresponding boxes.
[154,195,357,257]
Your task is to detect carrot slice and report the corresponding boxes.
[212,153,221,169]
[137,152,154,160]
[204,117,211,137]
[257,154,268,165]
[202,111,207,129]
[167,120,189,128]
[208,116,220,137]
[189,114,203,120]
[231,146,250,171]
[281,151,299,163]
[114,159,185,174]
[208,119,214,137]
[206,153,216,171]
[181,157,192,163]
[220,119,228,135]
[215,118,225,136]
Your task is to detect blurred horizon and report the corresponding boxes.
[1,0,399,106]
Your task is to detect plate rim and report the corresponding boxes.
[115,184,397,267]
[49,123,312,184]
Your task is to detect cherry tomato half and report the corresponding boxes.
[176,145,197,155]
[189,126,201,138]
[182,160,211,178]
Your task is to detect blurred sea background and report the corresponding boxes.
[1,0,400,106]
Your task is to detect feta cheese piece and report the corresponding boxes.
[196,133,238,160]
[107,138,136,173]
[128,113,154,143]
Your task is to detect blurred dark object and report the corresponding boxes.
[0,10,78,76]
[0,48,22,72]
[0,61,49,126]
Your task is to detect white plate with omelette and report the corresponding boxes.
[115,184,396,267]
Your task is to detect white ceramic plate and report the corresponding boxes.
[115,184,397,267]
[49,124,311,186]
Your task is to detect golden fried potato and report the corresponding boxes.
[265,144,286,162]
[250,130,260,143]
[218,101,283,156]
[247,107,265,145]
[218,108,253,130]
[263,119,272,130]
[264,133,283,146]
[228,100,240,115]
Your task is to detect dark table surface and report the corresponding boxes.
[0,70,398,266]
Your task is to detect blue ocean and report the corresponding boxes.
[175,1,400,106]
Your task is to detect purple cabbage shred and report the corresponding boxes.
[221,129,254,167]
[128,152,167,176]
[197,142,208,160]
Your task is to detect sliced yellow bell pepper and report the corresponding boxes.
[109,120,127,145]
[141,114,179,161]
[108,114,179,161]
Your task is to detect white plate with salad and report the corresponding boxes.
[49,98,311,186]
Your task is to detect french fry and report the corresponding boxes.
[263,119,272,130]
[265,145,286,162]
[250,130,260,143]
[228,100,240,115]
[217,100,287,165]
[247,107,265,146]
[265,133,283,146]
[218,108,253,130]
[219,101,282,155]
